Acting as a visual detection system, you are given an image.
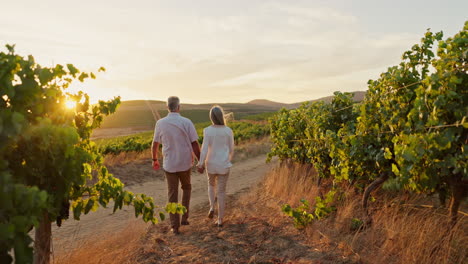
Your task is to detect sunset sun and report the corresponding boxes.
[65,100,76,109]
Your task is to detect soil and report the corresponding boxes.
[134,188,356,264]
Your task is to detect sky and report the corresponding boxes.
[1,0,467,104]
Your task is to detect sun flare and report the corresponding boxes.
[65,100,77,109]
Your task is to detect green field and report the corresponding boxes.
[99,100,282,129]
[95,94,367,154]
[96,118,270,155]
[99,93,366,129]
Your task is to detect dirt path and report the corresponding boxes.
[51,155,274,254]
[131,184,353,264]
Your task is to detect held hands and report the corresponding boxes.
[152,159,160,170]
[197,166,205,174]
[153,158,204,173]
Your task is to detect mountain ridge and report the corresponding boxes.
[100,91,366,129]
[119,90,366,109]
[246,90,366,109]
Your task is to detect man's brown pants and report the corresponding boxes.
[164,169,191,228]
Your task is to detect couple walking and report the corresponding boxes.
[151,96,234,234]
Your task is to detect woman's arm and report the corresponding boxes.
[228,128,234,161]
[197,128,209,168]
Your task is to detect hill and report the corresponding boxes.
[98,100,279,130]
[287,90,366,108]
[247,99,289,108]
[247,91,366,109]
[97,91,366,130]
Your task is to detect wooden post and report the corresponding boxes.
[34,212,51,264]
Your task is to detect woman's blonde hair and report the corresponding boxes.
[210,105,225,126]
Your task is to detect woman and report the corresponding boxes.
[197,105,234,227]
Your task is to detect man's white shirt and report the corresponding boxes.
[153,112,198,173]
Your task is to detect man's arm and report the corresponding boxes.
[187,120,201,162]
[191,141,201,162]
[152,120,162,170]
[152,141,160,170]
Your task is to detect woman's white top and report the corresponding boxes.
[197,125,234,174]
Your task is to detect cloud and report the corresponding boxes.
[210,68,282,87]
[267,3,358,25]
[1,0,427,103]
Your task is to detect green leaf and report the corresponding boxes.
[39,68,54,84]
[73,202,83,220]
[67,64,79,76]
[78,72,89,82]
[159,212,165,221]
[84,199,94,214]
[384,147,392,160]
[391,164,400,175]
[123,192,133,204]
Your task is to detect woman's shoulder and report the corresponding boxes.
[206,125,232,132]
[204,125,220,133]
[225,126,233,133]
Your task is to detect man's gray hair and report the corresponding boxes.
[167,96,180,112]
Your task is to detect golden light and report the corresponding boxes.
[65,100,77,109]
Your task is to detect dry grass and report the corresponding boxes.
[104,149,153,167]
[264,162,319,206]
[263,163,468,264]
[54,221,148,264]
[231,137,271,163]
[103,137,271,167]
[345,198,467,264]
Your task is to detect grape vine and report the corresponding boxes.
[270,21,467,227]
[0,45,185,264]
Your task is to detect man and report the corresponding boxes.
[152,96,201,234]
